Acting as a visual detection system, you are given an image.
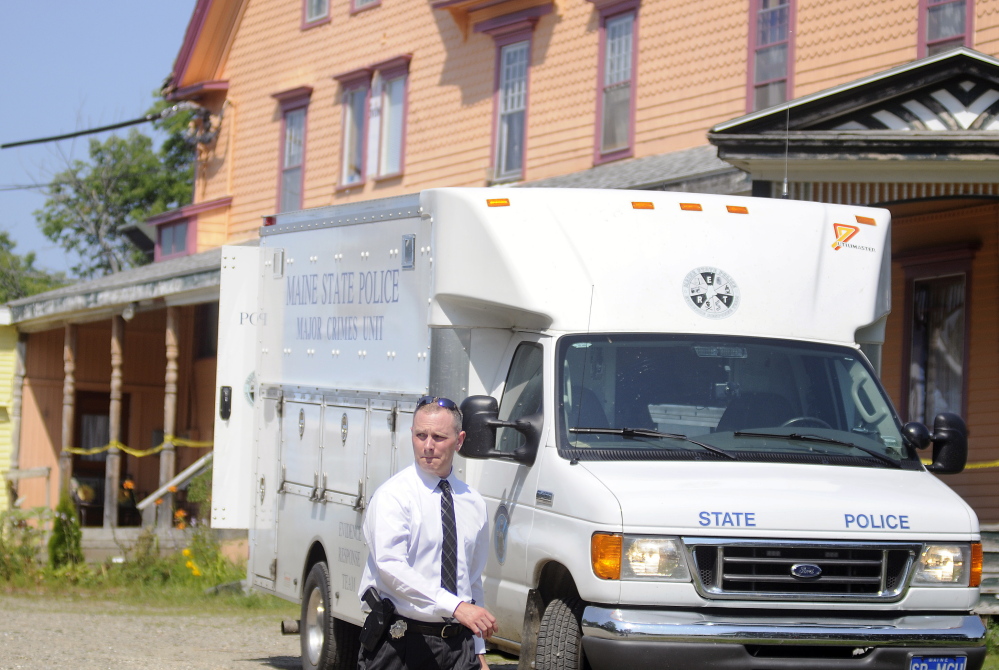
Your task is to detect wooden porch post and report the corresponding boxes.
[159,306,179,530]
[104,315,124,529]
[59,324,76,496]
[10,334,26,472]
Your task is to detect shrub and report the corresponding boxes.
[48,491,84,568]
[0,507,47,581]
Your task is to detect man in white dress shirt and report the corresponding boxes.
[358,396,498,670]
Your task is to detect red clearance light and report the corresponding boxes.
[856,215,877,225]
[487,198,510,207]
[680,203,703,212]
[726,205,749,214]
[263,216,276,226]
[632,201,654,210]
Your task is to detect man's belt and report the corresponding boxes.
[390,616,468,639]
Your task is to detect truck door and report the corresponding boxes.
[250,388,282,589]
[470,335,546,643]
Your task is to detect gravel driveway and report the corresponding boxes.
[0,594,518,670]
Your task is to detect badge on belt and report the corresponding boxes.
[389,619,408,639]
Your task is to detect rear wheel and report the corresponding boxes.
[300,562,359,670]
[536,596,587,670]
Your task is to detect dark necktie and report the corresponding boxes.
[439,479,458,595]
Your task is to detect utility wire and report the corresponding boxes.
[1,102,201,150]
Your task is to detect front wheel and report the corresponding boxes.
[536,596,587,670]
[301,562,359,670]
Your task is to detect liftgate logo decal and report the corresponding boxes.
[831,216,877,251]
[683,267,740,319]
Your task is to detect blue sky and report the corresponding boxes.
[0,1,198,276]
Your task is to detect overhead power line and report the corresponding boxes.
[1,102,202,150]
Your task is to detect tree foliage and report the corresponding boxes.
[0,230,66,302]
[33,98,197,279]
[48,491,84,569]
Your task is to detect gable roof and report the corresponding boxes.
[708,48,999,183]
[166,0,246,96]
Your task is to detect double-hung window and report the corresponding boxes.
[370,56,411,179]
[597,6,636,162]
[920,0,973,56]
[749,0,793,112]
[336,57,409,187]
[272,87,312,212]
[495,40,530,182]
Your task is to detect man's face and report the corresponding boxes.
[411,408,465,479]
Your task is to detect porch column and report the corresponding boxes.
[59,324,76,495]
[103,315,124,529]
[159,306,179,530]
[8,334,26,501]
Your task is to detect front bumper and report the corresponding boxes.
[581,606,987,670]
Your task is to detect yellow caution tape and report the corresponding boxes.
[920,458,999,469]
[63,436,213,458]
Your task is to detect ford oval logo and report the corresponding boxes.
[790,563,823,579]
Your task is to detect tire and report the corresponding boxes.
[300,562,360,670]
[535,596,587,670]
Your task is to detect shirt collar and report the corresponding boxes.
[413,463,453,490]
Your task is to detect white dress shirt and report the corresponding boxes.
[359,463,489,654]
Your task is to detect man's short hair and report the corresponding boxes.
[414,396,463,435]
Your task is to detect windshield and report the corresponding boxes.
[557,334,916,468]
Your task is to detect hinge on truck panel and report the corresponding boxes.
[353,480,366,511]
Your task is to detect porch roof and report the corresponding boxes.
[519,144,749,194]
[5,242,255,332]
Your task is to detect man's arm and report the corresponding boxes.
[364,490,463,619]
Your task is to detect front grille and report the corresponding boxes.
[685,538,920,602]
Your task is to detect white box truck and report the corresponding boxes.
[213,188,986,670]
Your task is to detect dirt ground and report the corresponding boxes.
[0,594,518,670]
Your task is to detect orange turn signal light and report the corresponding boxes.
[856,215,876,225]
[679,203,703,211]
[971,542,983,588]
[487,198,510,207]
[632,201,654,210]
[726,205,749,214]
[591,533,622,580]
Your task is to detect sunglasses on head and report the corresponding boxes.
[417,396,459,410]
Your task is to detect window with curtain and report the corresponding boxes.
[752,0,791,111]
[495,40,529,181]
[600,12,634,156]
[378,74,406,177]
[908,274,966,424]
[341,85,368,185]
[280,107,306,212]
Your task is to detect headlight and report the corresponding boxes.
[911,544,982,587]
[591,533,691,582]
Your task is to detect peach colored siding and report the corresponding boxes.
[179,0,999,241]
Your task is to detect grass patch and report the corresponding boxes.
[0,507,291,614]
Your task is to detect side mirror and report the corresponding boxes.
[459,395,541,465]
[925,412,968,475]
[901,422,930,450]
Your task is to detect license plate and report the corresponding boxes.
[908,657,967,670]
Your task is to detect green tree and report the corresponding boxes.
[0,230,66,302]
[34,97,198,279]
